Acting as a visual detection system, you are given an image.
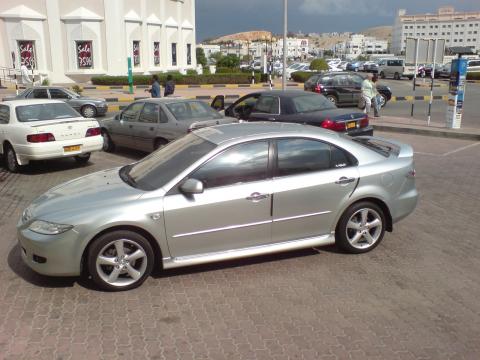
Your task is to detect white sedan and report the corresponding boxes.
[0,99,103,172]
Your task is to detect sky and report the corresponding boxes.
[196,0,480,41]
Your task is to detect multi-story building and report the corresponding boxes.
[197,44,221,58]
[392,6,480,55]
[0,0,196,83]
[335,34,388,58]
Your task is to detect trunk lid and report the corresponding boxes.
[28,117,99,141]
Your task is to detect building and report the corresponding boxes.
[392,6,480,55]
[335,34,388,59]
[0,0,196,84]
[197,44,221,58]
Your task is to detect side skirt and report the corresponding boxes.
[162,233,336,269]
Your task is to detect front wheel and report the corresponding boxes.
[87,230,154,291]
[335,201,386,254]
[81,105,97,118]
[5,146,22,173]
[326,95,338,106]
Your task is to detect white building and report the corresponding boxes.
[0,0,196,84]
[392,6,480,55]
[336,34,388,59]
[197,44,221,58]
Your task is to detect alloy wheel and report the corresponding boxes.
[82,105,96,118]
[345,208,383,250]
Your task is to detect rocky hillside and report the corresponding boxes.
[361,26,392,41]
[210,31,274,43]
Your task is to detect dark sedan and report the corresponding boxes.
[304,72,392,108]
[3,87,108,118]
[211,90,373,137]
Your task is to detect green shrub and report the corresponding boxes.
[71,84,83,95]
[467,72,480,80]
[291,71,317,83]
[309,58,329,71]
[41,78,50,86]
[216,54,240,68]
[186,69,197,75]
[91,73,261,85]
[196,48,207,67]
[216,67,242,73]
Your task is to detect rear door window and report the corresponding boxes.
[49,89,70,99]
[253,96,280,114]
[0,105,10,124]
[138,103,160,123]
[28,89,49,99]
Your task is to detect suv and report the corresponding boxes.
[378,58,416,80]
[304,72,392,108]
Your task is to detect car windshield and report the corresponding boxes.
[122,133,217,191]
[166,101,223,121]
[292,94,336,113]
[15,103,80,122]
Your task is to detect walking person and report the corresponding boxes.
[164,74,175,97]
[371,74,380,118]
[146,74,161,98]
[361,73,375,116]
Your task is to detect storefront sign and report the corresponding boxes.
[133,41,141,66]
[154,42,160,65]
[76,41,93,69]
[18,41,36,68]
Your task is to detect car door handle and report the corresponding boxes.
[335,177,356,185]
[246,192,269,202]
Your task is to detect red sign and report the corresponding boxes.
[133,41,141,66]
[76,41,93,68]
[18,41,36,68]
[154,42,160,65]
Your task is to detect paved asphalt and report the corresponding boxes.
[0,131,479,359]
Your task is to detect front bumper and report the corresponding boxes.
[17,226,84,276]
[14,136,103,165]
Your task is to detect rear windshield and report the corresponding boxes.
[352,138,399,157]
[15,103,79,122]
[166,101,223,121]
[292,94,336,113]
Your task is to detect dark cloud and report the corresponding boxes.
[196,0,480,41]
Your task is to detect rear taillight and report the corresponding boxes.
[360,116,369,128]
[27,133,55,143]
[321,119,346,132]
[314,84,323,93]
[86,127,101,137]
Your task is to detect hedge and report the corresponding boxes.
[91,72,260,85]
[467,72,480,80]
[291,71,318,83]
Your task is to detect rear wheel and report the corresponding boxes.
[154,138,168,151]
[74,153,91,164]
[380,71,385,79]
[394,72,400,80]
[326,95,338,106]
[87,230,154,291]
[336,201,386,254]
[81,105,97,118]
[102,130,115,152]
[5,145,21,173]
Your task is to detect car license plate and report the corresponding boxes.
[347,121,356,129]
[64,145,81,152]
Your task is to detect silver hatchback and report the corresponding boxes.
[18,123,418,291]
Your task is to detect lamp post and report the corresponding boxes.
[282,0,287,90]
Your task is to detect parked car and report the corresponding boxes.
[362,61,377,73]
[4,87,108,118]
[286,63,308,79]
[0,100,103,172]
[17,122,418,291]
[346,61,364,72]
[378,58,416,80]
[467,59,480,73]
[436,63,451,78]
[99,98,236,153]
[304,72,392,108]
[211,90,373,136]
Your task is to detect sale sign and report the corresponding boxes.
[18,41,36,68]
[154,42,160,65]
[133,41,141,66]
[76,41,93,68]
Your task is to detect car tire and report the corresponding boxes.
[380,71,385,79]
[394,72,400,80]
[81,105,97,118]
[74,153,91,164]
[87,230,154,291]
[326,95,338,105]
[5,145,22,173]
[335,201,386,254]
[154,138,168,151]
[102,130,115,152]
[378,94,387,108]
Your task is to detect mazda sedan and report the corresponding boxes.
[18,123,418,291]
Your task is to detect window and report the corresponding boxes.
[76,40,93,69]
[15,103,78,122]
[0,105,9,124]
[121,102,144,121]
[28,89,48,99]
[49,89,70,99]
[190,141,269,189]
[292,94,335,113]
[18,40,36,68]
[153,42,160,65]
[138,103,160,123]
[159,108,168,123]
[166,101,222,121]
[171,43,177,66]
[276,139,331,177]
[333,74,350,86]
[133,41,141,66]
[253,96,280,114]
[187,44,192,65]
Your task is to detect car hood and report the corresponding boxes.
[26,168,144,220]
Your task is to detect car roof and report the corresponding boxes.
[139,97,202,105]
[2,99,66,107]
[194,122,342,145]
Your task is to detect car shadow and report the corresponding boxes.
[108,147,147,162]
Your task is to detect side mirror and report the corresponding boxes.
[180,178,204,195]
[211,95,225,111]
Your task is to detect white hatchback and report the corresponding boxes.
[0,99,103,172]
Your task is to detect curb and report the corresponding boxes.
[82,83,302,91]
[373,124,480,141]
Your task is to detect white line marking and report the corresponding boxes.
[442,142,480,156]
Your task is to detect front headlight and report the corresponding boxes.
[28,220,73,235]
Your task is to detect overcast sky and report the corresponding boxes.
[196,0,480,41]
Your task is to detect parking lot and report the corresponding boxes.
[0,131,479,359]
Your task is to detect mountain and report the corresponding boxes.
[209,31,275,43]
[361,26,392,41]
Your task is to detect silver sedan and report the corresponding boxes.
[17,123,418,291]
